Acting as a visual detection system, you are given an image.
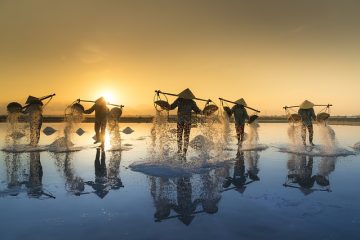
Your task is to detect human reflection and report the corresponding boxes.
[0,152,55,199]
[200,171,223,215]
[245,151,260,181]
[172,177,202,225]
[284,154,332,195]
[86,148,124,198]
[150,169,228,225]
[315,156,337,189]
[150,177,175,221]
[3,152,24,192]
[222,151,260,193]
[86,148,108,198]
[26,152,44,197]
[52,152,86,196]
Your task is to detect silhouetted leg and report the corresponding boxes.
[35,118,43,145]
[177,122,184,154]
[100,120,107,145]
[30,124,36,146]
[235,124,241,144]
[239,124,245,142]
[301,125,307,145]
[94,121,101,143]
[235,124,245,146]
[308,125,314,145]
[30,118,42,146]
[183,123,191,156]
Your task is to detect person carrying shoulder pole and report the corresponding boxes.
[169,88,202,158]
[22,96,44,146]
[298,100,316,146]
[83,97,109,146]
[228,98,249,147]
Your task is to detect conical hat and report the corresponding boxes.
[178,88,195,100]
[95,97,106,104]
[26,96,40,104]
[299,100,314,109]
[235,98,247,106]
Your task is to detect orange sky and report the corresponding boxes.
[1,0,360,116]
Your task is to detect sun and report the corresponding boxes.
[100,91,115,103]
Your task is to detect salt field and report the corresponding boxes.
[0,122,359,240]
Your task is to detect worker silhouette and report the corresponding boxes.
[226,98,249,146]
[84,97,109,145]
[169,89,201,159]
[298,100,316,146]
[22,96,44,146]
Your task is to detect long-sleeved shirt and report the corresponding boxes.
[169,98,201,123]
[84,104,109,122]
[231,105,249,126]
[298,108,316,126]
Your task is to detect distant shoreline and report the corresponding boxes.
[1,115,360,126]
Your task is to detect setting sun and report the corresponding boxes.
[99,91,116,104]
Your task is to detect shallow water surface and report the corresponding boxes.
[0,123,359,240]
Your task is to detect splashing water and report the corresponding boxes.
[5,112,26,146]
[287,123,303,147]
[317,123,338,153]
[198,114,231,162]
[244,122,260,146]
[149,111,176,160]
[50,106,84,150]
[108,118,122,150]
[220,112,232,149]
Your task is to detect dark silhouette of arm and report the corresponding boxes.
[84,104,96,114]
[244,108,250,121]
[192,101,201,114]
[169,98,179,110]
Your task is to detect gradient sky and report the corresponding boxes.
[1,0,360,115]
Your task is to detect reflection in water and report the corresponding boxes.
[53,152,86,196]
[284,154,334,195]
[316,157,336,188]
[86,148,124,198]
[52,148,124,198]
[0,152,55,199]
[150,167,228,225]
[4,152,27,191]
[222,151,260,193]
[172,177,202,225]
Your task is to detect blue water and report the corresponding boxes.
[0,123,359,240]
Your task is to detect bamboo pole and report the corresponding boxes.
[155,90,211,103]
[219,97,260,113]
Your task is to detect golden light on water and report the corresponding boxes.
[104,130,111,151]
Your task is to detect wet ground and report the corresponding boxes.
[0,123,359,240]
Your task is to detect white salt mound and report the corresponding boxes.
[190,135,213,150]
[50,137,74,148]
